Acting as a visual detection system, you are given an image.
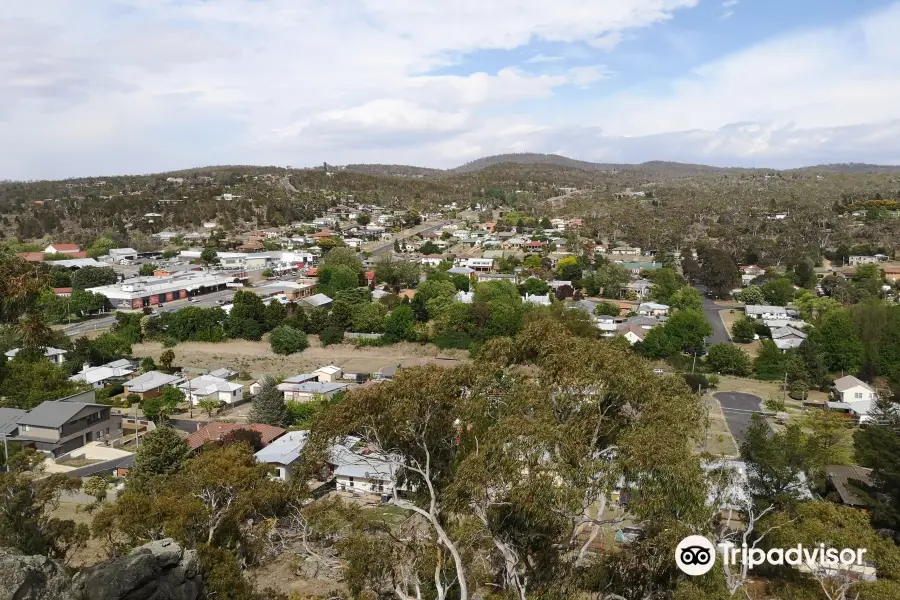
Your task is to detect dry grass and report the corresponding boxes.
[132,337,468,380]
[50,502,108,567]
[700,398,739,457]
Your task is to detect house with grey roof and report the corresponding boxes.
[278,381,349,403]
[255,430,309,482]
[299,293,333,309]
[124,371,184,399]
[11,401,123,457]
[331,447,405,496]
[69,359,135,389]
[0,407,26,438]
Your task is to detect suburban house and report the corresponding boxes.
[11,400,123,457]
[883,266,900,282]
[828,376,878,422]
[770,326,807,351]
[5,347,68,365]
[255,430,309,482]
[745,305,788,320]
[477,273,517,284]
[44,243,82,255]
[185,422,286,451]
[739,265,765,286]
[299,293,333,309]
[332,448,402,496]
[626,279,653,298]
[848,255,882,266]
[448,266,475,276]
[69,359,135,389]
[617,324,648,345]
[177,375,244,405]
[109,248,138,262]
[279,381,349,403]
[314,365,343,382]
[637,302,670,317]
[524,294,551,306]
[124,371,184,399]
[463,258,494,272]
[833,375,876,404]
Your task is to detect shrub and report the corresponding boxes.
[765,397,787,412]
[706,344,752,376]
[731,317,756,344]
[320,326,345,346]
[683,373,710,392]
[126,393,141,406]
[269,326,309,355]
[707,374,720,389]
[433,331,472,350]
[789,380,809,401]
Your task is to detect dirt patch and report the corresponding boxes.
[132,337,469,380]
[51,502,108,568]
[701,398,739,457]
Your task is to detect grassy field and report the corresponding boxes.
[132,337,468,380]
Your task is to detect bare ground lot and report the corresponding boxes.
[132,337,469,379]
[701,397,740,457]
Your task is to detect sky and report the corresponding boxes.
[3,0,900,179]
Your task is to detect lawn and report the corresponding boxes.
[57,458,102,468]
[700,398,739,457]
[363,504,412,526]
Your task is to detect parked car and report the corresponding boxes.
[653,369,665,376]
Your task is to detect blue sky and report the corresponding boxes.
[2,0,900,179]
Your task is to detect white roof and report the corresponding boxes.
[126,371,183,392]
[456,291,474,303]
[638,302,669,311]
[745,304,787,315]
[524,294,551,305]
[109,247,138,255]
[834,375,874,393]
[70,364,135,385]
[178,375,242,396]
[315,365,342,375]
[5,347,67,359]
[332,449,398,482]
[255,430,309,465]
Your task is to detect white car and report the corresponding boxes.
[188,297,197,303]
[653,369,665,376]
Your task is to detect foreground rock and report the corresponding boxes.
[0,538,204,600]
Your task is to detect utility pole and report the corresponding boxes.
[783,371,788,404]
[188,375,193,419]
[2,433,8,473]
[692,351,697,374]
[135,401,139,448]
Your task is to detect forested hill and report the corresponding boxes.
[342,153,900,177]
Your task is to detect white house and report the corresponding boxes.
[833,376,876,404]
[314,365,343,383]
[69,359,135,389]
[463,258,494,272]
[109,248,138,262]
[455,291,474,304]
[5,347,67,365]
[637,302,670,317]
[343,237,363,248]
[178,375,244,405]
[279,381,349,402]
[829,376,878,422]
[332,448,402,496]
[745,305,788,320]
[255,430,309,482]
[524,294,551,306]
[849,255,881,266]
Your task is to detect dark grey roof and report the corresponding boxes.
[0,407,26,436]
[17,401,103,428]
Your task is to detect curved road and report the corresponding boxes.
[713,391,767,444]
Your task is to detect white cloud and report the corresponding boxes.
[588,31,625,52]
[722,0,739,8]
[1,0,899,177]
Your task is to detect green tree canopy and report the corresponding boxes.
[269,325,309,355]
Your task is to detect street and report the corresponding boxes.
[61,289,236,337]
[363,220,448,256]
[713,391,766,443]
[695,284,732,345]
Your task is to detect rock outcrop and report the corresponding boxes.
[0,539,204,600]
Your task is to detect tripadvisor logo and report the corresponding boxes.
[675,535,868,576]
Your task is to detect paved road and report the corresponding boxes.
[61,289,236,337]
[364,220,448,256]
[695,284,732,346]
[713,391,765,444]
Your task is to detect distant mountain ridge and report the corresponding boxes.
[339,153,900,176]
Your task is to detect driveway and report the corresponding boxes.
[713,391,765,444]
[695,284,731,346]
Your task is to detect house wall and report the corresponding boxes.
[18,424,59,442]
[841,386,875,402]
[336,474,391,495]
[125,387,162,400]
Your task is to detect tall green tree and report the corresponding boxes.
[809,308,863,373]
[247,376,287,427]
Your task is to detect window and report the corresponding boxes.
[855,392,863,399]
[106,427,110,435]
[21,424,29,432]
[348,476,355,488]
